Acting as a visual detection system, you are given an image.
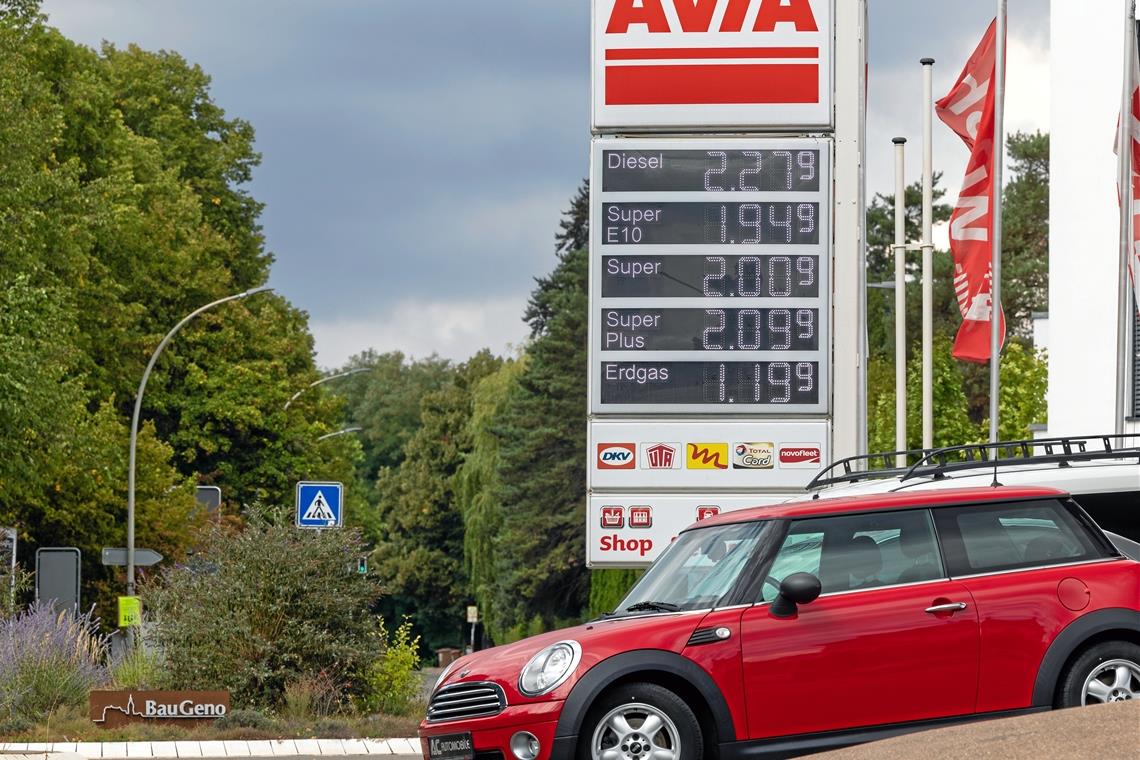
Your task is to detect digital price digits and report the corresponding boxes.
[599,361,819,406]
[602,149,820,193]
[603,202,819,245]
[601,308,818,351]
[601,255,819,299]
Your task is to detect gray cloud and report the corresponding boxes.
[42,0,1050,366]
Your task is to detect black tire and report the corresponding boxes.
[1055,640,1140,708]
[577,682,703,760]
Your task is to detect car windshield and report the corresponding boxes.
[614,521,770,614]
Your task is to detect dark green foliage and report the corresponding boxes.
[999,131,1049,335]
[144,508,383,708]
[492,246,590,633]
[372,352,502,650]
[588,570,642,619]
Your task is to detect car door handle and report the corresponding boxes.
[925,602,968,614]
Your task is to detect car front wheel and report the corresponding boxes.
[580,682,702,760]
[1056,641,1140,707]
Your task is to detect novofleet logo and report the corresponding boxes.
[779,443,822,468]
[733,442,775,469]
[686,443,728,470]
[597,443,636,469]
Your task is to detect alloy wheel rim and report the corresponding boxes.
[1081,659,1140,705]
[591,702,681,760]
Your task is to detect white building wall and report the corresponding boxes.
[1048,3,1138,436]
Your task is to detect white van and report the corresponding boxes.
[807,435,1140,555]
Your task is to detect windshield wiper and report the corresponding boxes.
[625,601,681,613]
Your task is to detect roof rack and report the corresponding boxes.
[808,434,1140,491]
[807,448,938,490]
[898,434,1140,482]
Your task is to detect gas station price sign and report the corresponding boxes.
[589,137,831,415]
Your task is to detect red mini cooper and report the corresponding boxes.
[419,486,1140,760]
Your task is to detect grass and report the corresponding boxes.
[1,703,426,742]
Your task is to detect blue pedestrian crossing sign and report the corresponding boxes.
[295,482,344,529]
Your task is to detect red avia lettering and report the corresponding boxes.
[606,0,817,35]
[600,536,655,556]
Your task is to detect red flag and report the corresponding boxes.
[936,19,1007,363]
[1116,28,1140,316]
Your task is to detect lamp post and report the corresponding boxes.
[126,287,273,607]
[316,426,363,442]
[283,367,370,411]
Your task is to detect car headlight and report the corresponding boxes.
[518,640,582,697]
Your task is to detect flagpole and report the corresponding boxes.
[893,137,908,465]
[1116,0,1136,434]
[989,1,1007,444]
[921,58,935,451]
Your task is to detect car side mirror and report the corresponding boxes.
[769,572,822,618]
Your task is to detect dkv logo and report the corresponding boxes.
[597,443,636,469]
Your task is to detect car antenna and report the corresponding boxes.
[990,444,1002,488]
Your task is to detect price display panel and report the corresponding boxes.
[589,137,831,415]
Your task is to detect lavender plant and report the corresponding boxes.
[0,603,109,722]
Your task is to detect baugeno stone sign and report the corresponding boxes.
[90,690,230,728]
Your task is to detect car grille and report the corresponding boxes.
[427,681,506,723]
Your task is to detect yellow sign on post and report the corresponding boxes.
[118,596,142,628]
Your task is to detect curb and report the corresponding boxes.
[0,739,422,759]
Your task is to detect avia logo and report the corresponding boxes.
[641,442,681,469]
[733,442,774,469]
[779,444,823,468]
[696,505,721,521]
[605,0,819,35]
[687,443,729,470]
[598,443,636,469]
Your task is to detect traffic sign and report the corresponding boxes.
[101,548,163,567]
[295,481,344,529]
[35,548,81,613]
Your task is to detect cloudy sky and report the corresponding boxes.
[42,0,1050,368]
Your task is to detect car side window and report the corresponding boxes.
[933,499,1112,576]
[760,510,944,602]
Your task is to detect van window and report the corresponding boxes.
[934,499,1113,576]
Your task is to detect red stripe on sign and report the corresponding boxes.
[605,63,818,105]
[606,46,818,61]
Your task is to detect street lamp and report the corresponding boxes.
[126,287,273,605]
[283,367,371,411]
[316,426,363,442]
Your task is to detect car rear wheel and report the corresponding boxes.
[580,682,702,760]
[1056,641,1140,707]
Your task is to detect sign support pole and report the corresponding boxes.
[1116,0,1137,435]
[921,58,935,451]
[989,0,1007,443]
[893,137,908,464]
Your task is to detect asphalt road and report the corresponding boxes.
[814,701,1140,760]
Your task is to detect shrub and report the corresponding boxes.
[359,618,421,716]
[0,603,108,722]
[281,671,340,721]
[110,643,164,690]
[144,506,382,708]
[214,708,275,732]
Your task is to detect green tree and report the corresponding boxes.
[372,351,501,650]
[493,244,590,634]
[999,131,1049,336]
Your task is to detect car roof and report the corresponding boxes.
[687,485,1069,530]
[816,458,1139,499]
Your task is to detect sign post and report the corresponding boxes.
[295,482,344,529]
[586,0,863,569]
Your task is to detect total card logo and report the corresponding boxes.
[641,443,681,470]
[733,442,774,470]
[779,443,823,468]
[597,443,636,469]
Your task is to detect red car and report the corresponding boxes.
[419,486,1140,760]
